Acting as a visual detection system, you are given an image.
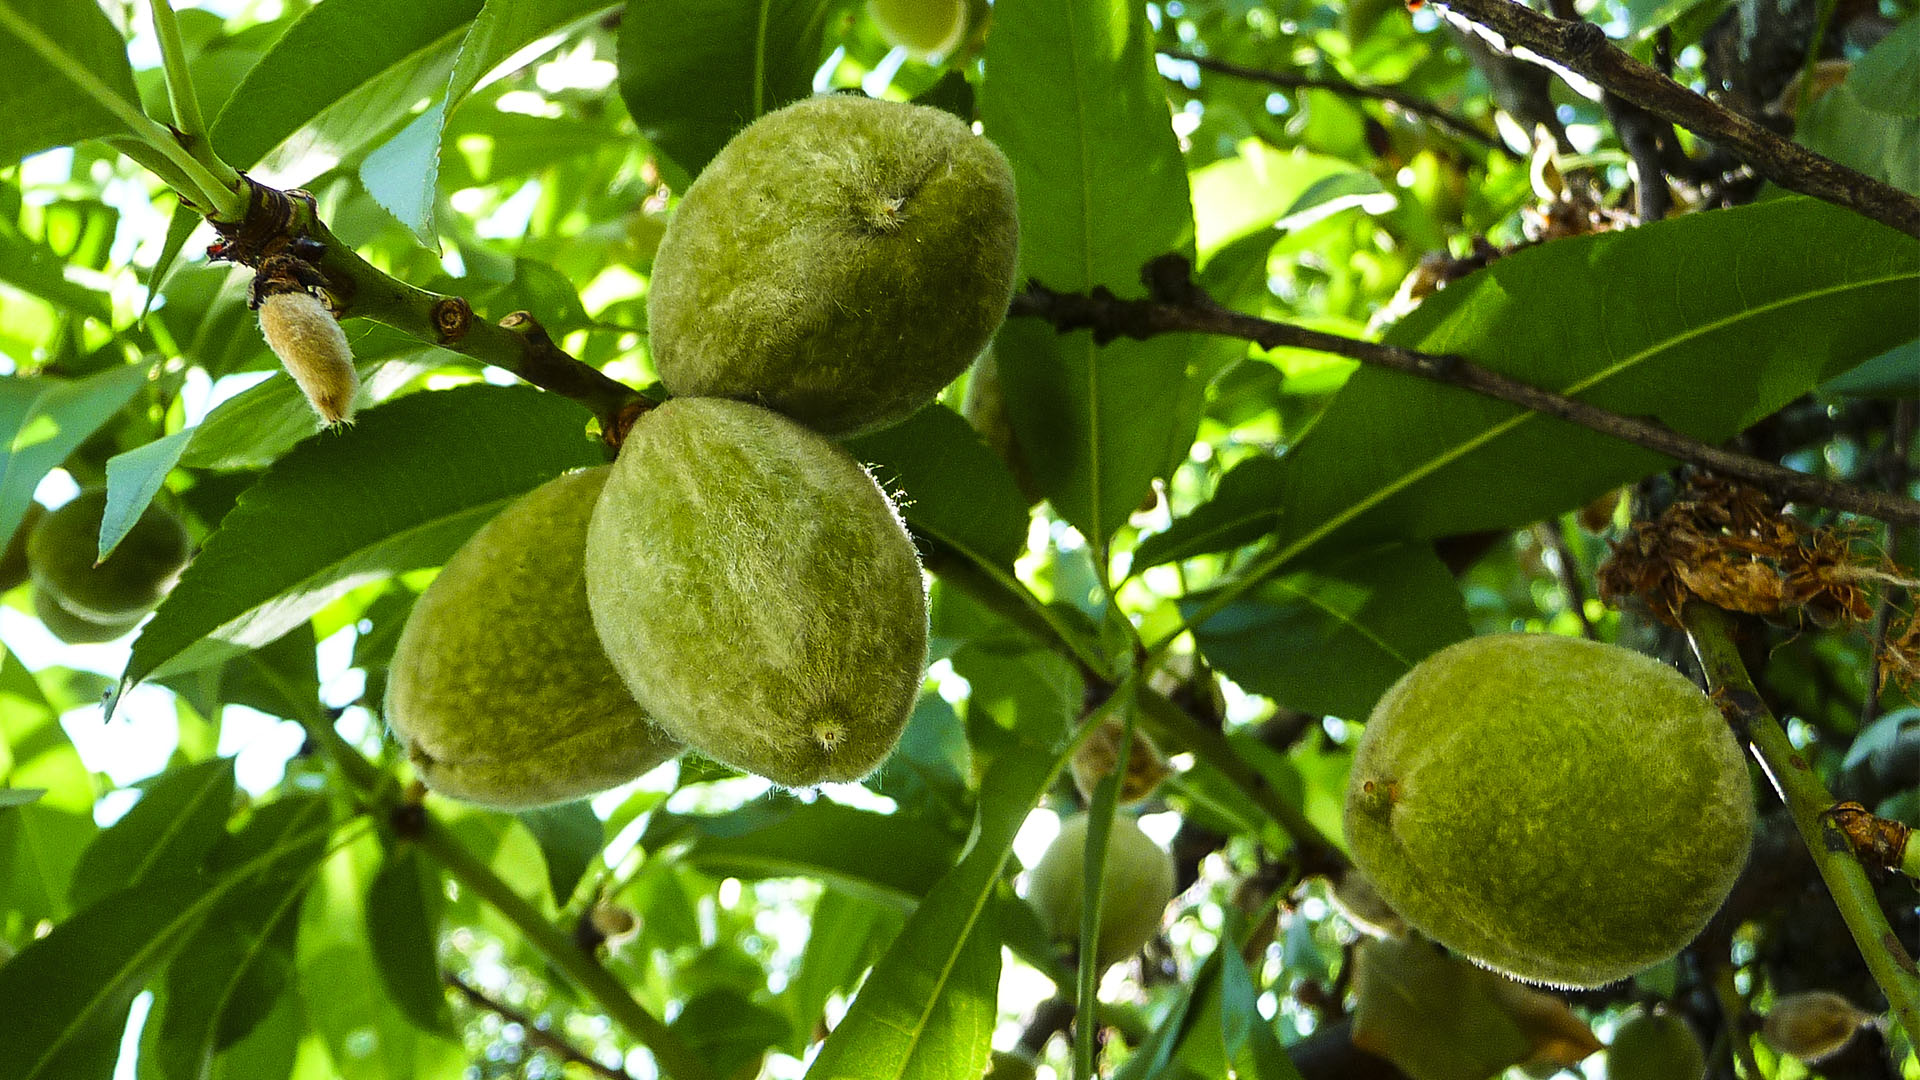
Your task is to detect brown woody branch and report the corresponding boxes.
[445,972,633,1080]
[1009,255,1920,527]
[1159,49,1514,156]
[1435,0,1920,237]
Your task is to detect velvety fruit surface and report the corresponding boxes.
[1342,633,1754,988]
[385,467,681,809]
[584,397,928,786]
[1027,814,1175,967]
[647,93,1019,437]
[1608,1008,1706,1080]
[27,489,189,621]
[33,587,144,644]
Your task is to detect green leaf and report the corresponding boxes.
[1349,936,1531,1080]
[0,362,153,547]
[671,989,792,1080]
[516,800,603,907]
[69,758,237,911]
[215,623,324,725]
[1847,15,1920,118]
[1186,543,1471,720]
[0,0,141,167]
[147,795,333,1077]
[1819,338,1920,399]
[0,788,45,807]
[1218,914,1302,1080]
[0,214,115,322]
[1146,197,1920,568]
[366,847,453,1035]
[781,890,904,1053]
[980,0,1198,546]
[848,404,1031,568]
[112,384,604,712]
[0,799,334,1080]
[178,354,442,473]
[615,0,836,182]
[1188,142,1361,258]
[646,800,965,905]
[361,0,609,241]
[299,830,465,1080]
[209,0,482,170]
[101,430,191,559]
[804,733,1063,1080]
[0,801,94,925]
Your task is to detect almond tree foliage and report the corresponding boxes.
[0,0,1917,1079]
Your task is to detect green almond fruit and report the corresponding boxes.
[1343,633,1754,988]
[1026,814,1176,968]
[584,397,928,786]
[647,94,1020,438]
[32,586,145,645]
[0,503,46,593]
[27,490,189,622]
[868,0,973,58]
[1608,1008,1706,1080]
[385,467,682,809]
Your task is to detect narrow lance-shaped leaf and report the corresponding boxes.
[0,0,142,167]
[112,384,605,715]
[981,0,1198,547]
[0,362,153,546]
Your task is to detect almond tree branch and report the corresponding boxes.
[1008,255,1920,527]
[1159,49,1515,156]
[1682,603,1920,1044]
[444,972,634,1080]
[1434,0,1920,238]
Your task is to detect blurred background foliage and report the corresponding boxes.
[0,0,1915,1078]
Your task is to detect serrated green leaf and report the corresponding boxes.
[366,847,452,1035]
[209,0,480,171]
[100,429,191,560]
[0,800,333,1080]
[848,404,1031,569]
[70,757,236,912]
[361,0,610,241]
[1186,543,1471,720]
[981,0,1198,547]
[1142,197,1920,570]
[0,362,153,547]
[112,384,604,712]
[804,734,1062,1080]
[148,795,332,1078]
[646,800,964,906]
[516,800,603,907]
[0,0,141,167]
[615,0,835,183]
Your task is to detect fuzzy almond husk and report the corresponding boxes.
[1026,814,1175,968]
[584,397,928,786]
[1343,633,1754,988]
[258,291,358,425]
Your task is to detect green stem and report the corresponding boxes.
[1074,717,1132,1080]
[1682,603,1920,1045]
[291,711,712,1080]
[0,1,243,219]
[415,818,716,1080]
[145,0,243,194]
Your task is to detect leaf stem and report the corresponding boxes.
[0,1,244,219]
[144,0,244,196]
[1681,603,1920,1044]
[290,711,712,1080]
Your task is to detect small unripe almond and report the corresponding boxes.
[258,291,358,425]
[1026,814,1175,968]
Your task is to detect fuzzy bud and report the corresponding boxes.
[258,291,357,425]
[1762,990,1875,1062]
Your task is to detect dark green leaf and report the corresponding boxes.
[615,0,835,182]
[69,758,237,911]
[1819,338,1919,399]
[1186,543,1471,720]
[980,0,1198,545]
[149,796,333,1076]
[0,0,141,167]
[647,800,964,905]
[113,384,604,711]
[804,732,1061,1080]
[216,623,323,724]
[848,404,1031,568]
[1219,914,1303,1080]
[781,889,903,1053]
[209,0,482,169]
[1847,15,1920,118]
[516,800,603,906]
[671,989,792,1080]
[0,363,153,546]
[366,847,453,1035]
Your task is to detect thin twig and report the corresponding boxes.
[1862,399,1916,726]
[1434,0,1920,237]
[1682,603,1920,1045]
[1008,256,1920,527]
[445,972,634,1080]
[1159,49,1514,155]
[1537,518,1597,639]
